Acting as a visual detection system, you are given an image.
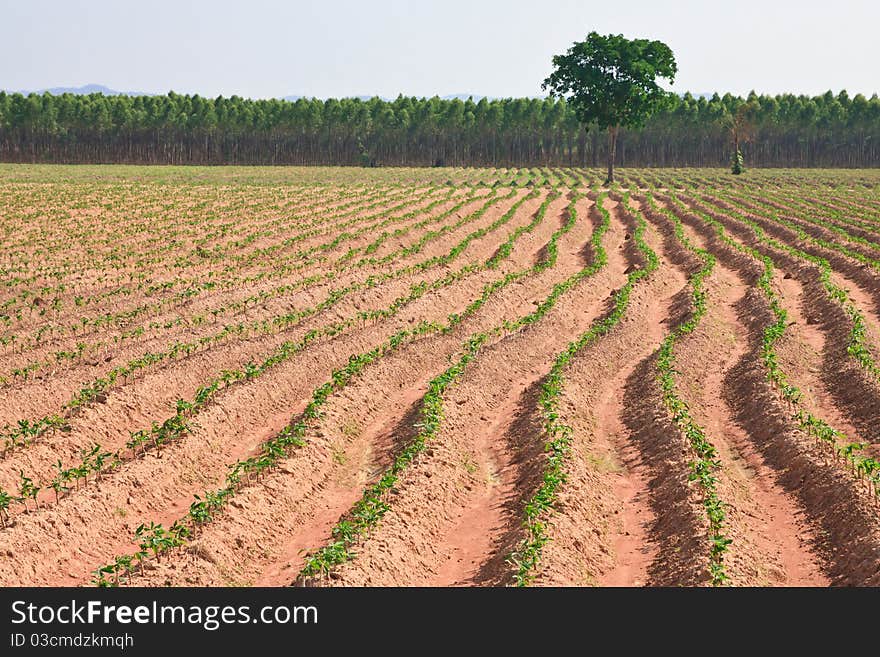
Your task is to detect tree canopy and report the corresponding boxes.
[543,32,677,130]
[1,89,879,168]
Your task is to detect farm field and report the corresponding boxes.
[1,164,880,587]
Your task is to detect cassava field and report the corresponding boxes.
[2,164,880,587]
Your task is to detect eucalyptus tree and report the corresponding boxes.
[2,86,880,166]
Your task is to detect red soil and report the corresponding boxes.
[3,168,880,589]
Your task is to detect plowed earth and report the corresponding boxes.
[2,166,879,587]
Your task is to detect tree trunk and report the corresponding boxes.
[605,126,618,185]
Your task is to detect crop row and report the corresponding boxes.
[87,188,561,585]
[0,186,532,517]
[646,193,730,586]
[0,185,484,383]
[0,184,440,351]
[0,183,402,316]
[713,192,880,278]
[507,192,660,585]
[668,195,880,499]
[706,196,880,384]
[295,190,581,580]
[0,188,519,453]
[294,192,674,583]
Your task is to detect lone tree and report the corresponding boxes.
[543,32,677,184]
[725,100,758,174]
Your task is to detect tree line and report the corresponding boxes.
[1,89,878,167]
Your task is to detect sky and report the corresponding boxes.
[2,0,878,99]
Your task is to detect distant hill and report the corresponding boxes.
[442,93,488,101]
[11,83,153,96]
[442,94,548,101]
[282,95,395,102]
[8,86,520,102]
[283,94,505,102]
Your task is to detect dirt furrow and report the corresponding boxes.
[121,192,591,586]
[514,212,691,587]
[0,189,481,413]
[677,194,880,448]
[1,185,426,340]
[665,194,880,586]
[0,190,563,585]
[311,197,637,587]
[701,193,880,322]
[0,191,531,475]
[668,218,828,585]
[600,201,714,587]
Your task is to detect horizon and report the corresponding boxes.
[3,84,875,103]
[1,0,878,99]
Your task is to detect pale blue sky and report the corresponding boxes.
[2,0,877,98]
